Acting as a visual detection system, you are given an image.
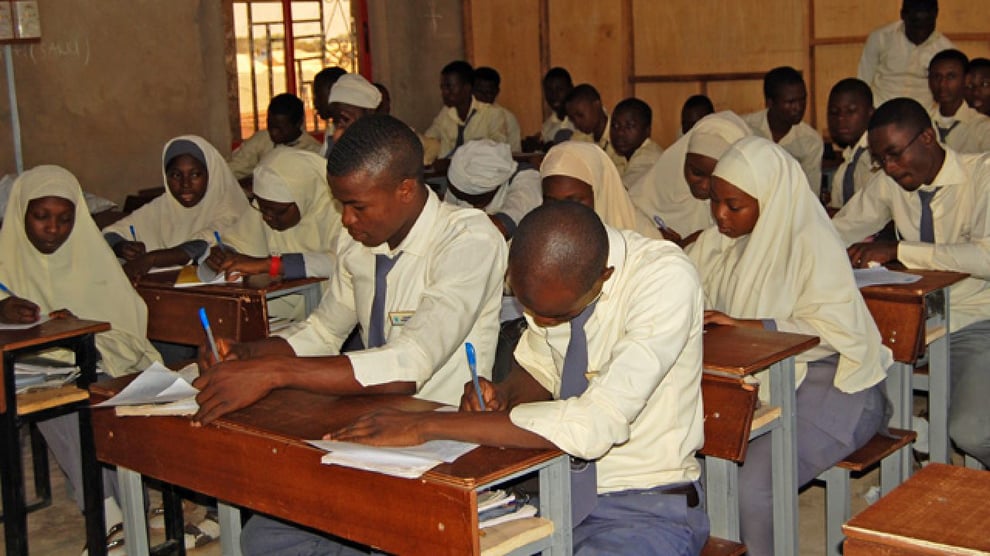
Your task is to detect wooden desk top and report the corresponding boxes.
[843,463,990,554]
[137,269,324,297]
[0,318,110,353]
[859,269,968,303]
[702,325,819,377]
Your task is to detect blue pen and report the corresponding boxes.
[0,281,14,297]
[129,225,137,241]
[653,215,668,231]
[213,231,226,252]
[465,342,486,410]
[198,307,221,362]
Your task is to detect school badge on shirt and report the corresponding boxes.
[389,311,415,327]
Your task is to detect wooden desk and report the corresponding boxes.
[701,325,819,555]
[860,269,968,467]
[1,318,110,556]
[91,379,572,556]
[842,463,990,555]
[136,270,324,345]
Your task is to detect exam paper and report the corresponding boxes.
[95,362,199,407]
[0,315,52,331]
[854,266,923,288]
[307,439,479,479]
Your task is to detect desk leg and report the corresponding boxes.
[927,321,951,465]
[218,501,244,556]
[770,358,798,556]
[2,352,28,556]
[302,284,321,316]
[704,457,740,542]
[538,455,572,555]
[884,362,913,493]
[118,467,150,556]
[76,336,107,556]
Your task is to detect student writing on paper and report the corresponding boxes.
[685,137,892,556]
[333,202,709,555]
[326,73,383,144]
[833,98,990,469]
[103,136,250,281]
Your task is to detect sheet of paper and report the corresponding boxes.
[95,362,199,407]
[0,314,51,331]
[307,439,478,479]
[147,265,184,274]
[854,267,924,288]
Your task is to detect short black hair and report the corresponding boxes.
[868,97,933,136]
[314,66,347,88]
[509,202,608,296]
[564,83,602,106]
[969,57,990,75]
[327,114,423,184]
[682,94,715,114]
[902,0,938,13]
[829,78,874,106]
[544,67,573,85]
[474,66,501,87]
[763,66,805,100]
[268,93,305,126]
[442,60,475,86]
[929,48,969,72]
[613,98,652,127]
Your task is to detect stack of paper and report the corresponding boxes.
[307,439,478,479]
[477,489,538,529]
[95,362,199,416]
[14,361,79,393]
[854,266,923,288]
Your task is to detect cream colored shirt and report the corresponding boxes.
[858,21,954,107]
[743,109,824,196]
[930,103,990,154]
[612,138,664,191]
[833,149,990,331]
[442,168,542,229]
[228,131,322,180]
[541,113,574,143]
[280,192,506,405]
[510,226,705,492]
[829,133,874,209]
[424,98,510,159]
[492,103,522,152]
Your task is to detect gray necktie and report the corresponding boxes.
[560,300,598,525]
[937,121,960,143]
[447,109,477,158]
[842,146,867,204]
[367,253,402,348]
[918,188,940,243]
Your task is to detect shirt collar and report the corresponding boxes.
[843,133,869,160]
[923,148,967,192]
[445,97,486,125]
[369,189,440,257]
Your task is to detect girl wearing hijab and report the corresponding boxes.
[627,111,751,247]
[686,137,892,556]
[103,135,250,280]
[540,141,663,240]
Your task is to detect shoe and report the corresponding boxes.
[184,510,220,550]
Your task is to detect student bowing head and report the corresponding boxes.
[683,111,752,200]
[266,93,306,146]
[867,98,943,192]
[328,74,383,142]
[564,84,607,136]
[327,114,426,250]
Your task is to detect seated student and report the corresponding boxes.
[228,93,322,185]
[473,66,522,152]
[332,201,710,555]
[966,57,990,116]
[687,137,891,556]
[541,141,662,240]
[827,78,876,209]
[444,139,541,239]
[859,0,953,107]
[525,66,576,151]
[928,49,990,153]
[608,98,663,190]
[326,73,383,143]
[628,111,751,247]
[564,84,611,150]
[313,66,348,158]
[680,94,715,136]
[373,82,391,114]
[103,135,250,281]
[743,66,825,196]
[0,165,162,535]
[424,60,510,159]
[833,98,990,469]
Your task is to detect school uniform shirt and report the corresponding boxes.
[930,103,990,154]
[858,21,954,107]
[279,192,506,405]
[832,149,990,332]
[492,102,522,152]
[541,112,574,143]
[227,130,322,180]
[443,168,542,235]
[0,166,161,377]
[829,132,874,209]
[688,137,892,401]
[424,98,510,159]
[612,138,664,191]
[743,109,825,197]
[510,225,704,491]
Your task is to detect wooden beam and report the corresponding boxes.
[538,0,550,120]
[462,0,474,62]
[631,71,770,84]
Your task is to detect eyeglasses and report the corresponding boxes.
[870,129,925,172]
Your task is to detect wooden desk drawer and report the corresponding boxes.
[139,289,268,346]
[863,297,925,363]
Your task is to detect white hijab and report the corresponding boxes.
[105,135,250,249]
[687,137,891,394]
[540,141,662,239]
[627,111,750,236]
[0,166,160,376]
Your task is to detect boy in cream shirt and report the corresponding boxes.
[423,60,510,158]
[927,49,990,154]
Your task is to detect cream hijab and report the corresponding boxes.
[105,135,250,249]
[0,166,160,376]
[687,137,891,394]
[222,149,341,262]
[540,141,662,239]
[627,111,750,236]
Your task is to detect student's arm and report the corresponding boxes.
[227,132,266,181]
[857,28,882,84]
[831,174,895,246]
[122,245,202,280]
[0,295,41,324]
[801,133,824,198]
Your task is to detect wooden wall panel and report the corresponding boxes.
[467,0,544,137]
[633,82,702,148]
[547,0,627,109]
[938,3,990,35]
[706,80,766,121]
[813,0,898,39]
[954,40,990,62]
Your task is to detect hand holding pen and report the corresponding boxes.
[0,282,40,324]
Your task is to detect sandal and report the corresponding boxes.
[183,511,220,550]
[80,522,125,556]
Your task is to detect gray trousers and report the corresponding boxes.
[37,413,119,512]
[947,319,990,467]
[738,356,888,556]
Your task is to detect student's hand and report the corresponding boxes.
[460,378,507,412]
[848,241,899,268]
[325,408,427,446]
[0,297,41,324]
[191,357,280,425]
[196,336,244,370]
[113,240,147,261]
[217,254,269,280]
[49,308,76,320]
[703,311,763,329]
[122,256,155,283]
[204,245,231,272]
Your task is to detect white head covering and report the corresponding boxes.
[104,135,250,249]
[627,111,750,236]
[541,141,662,239]
[447,139,518,195]
[223,149,342,259]
[0,166,161,376]
[328,74,382,110]
[687,137,891,395]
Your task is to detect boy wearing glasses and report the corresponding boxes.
[833,97,990,469]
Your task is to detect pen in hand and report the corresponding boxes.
[213,231,226,252]
[0,281,15,298]
[129,225,137,242]
[466,342,486,410]
[198,307,222,363]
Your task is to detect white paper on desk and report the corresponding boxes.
[854,267,923,288]
[0,315,51,330]
[95,362,199,407]
[147,265,184,274]
[307,439,479,479]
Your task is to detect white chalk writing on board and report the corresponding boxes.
[12,37,90,66]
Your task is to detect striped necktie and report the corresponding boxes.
[560,300,598,525]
